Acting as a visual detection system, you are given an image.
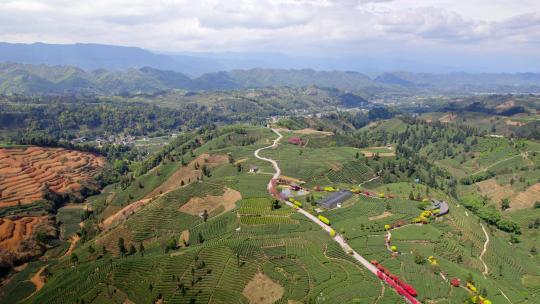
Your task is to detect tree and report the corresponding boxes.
[531,246,538,255]
[414,252,425,265]
[534,201,540,209]
[128,244,137,255]
[272,200,281,210]
[501,198,510,211]
[236,163,242,172]
[202,209,209,222]
[201,164,211,177]
[510,234,521,244]
[355,151,360,159]
[139,243,145,256]
[88,245,95,254]
[71,253,79,264]
[198,233,204,244]
[180,284,186,296]
[165,237,178,252]
[118,237,127,257]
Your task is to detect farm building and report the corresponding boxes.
[317,190,353,209]
[431,200,449,216]
[288,136,303,145]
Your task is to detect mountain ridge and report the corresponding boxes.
[1,62,540,95]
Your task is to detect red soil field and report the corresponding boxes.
[0,216,48,252]
[0,147,105,207]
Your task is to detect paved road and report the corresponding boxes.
[254,129,381,278]
[254,127,421,303]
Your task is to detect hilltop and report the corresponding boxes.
[2,62,540,95]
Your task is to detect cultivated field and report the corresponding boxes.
[0,147,105,207]
[0,216,48,253]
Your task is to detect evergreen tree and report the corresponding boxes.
[139,242,145,256]
[128,244,137,255]
[118,237,127,257]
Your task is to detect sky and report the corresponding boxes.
[1,0,540,71]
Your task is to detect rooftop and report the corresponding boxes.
[316,190,353,209]
[431,200,449,216]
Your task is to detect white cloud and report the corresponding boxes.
[0,0,538,57]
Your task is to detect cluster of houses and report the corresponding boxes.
[69,133,179,147]
[69,135,136,146]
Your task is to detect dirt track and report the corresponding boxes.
[0,147,105,207]
[479,224,490,277]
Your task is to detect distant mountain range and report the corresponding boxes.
[3,42,540,76]
[0,42,221,76]
[1,62,540,96]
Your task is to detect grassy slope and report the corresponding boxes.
[8,121,540,304]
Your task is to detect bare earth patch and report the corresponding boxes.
[439,113,457,123]
[145,153,228,198]
[0,216,48,252]
[0,147,105,207]
[360,146,395,158]
[477,179,515,205]
[512,183,540,209]
[505,120,526,126]
[0,216,56,269]
[29,265,48,293]
[477,180,540,210]
[369,211,393,221]
[61,235,80,259]
[179,188,241,216]
[242,272,284,304]
[180,230,190,245]
[100,198,152,231]
[291,128,333,136]
[495,100,516,111]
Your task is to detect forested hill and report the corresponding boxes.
[1,62,540,95]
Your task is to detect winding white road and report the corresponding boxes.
[254,128,283,180]
[479,223,490,277]
[254,128,394,293]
